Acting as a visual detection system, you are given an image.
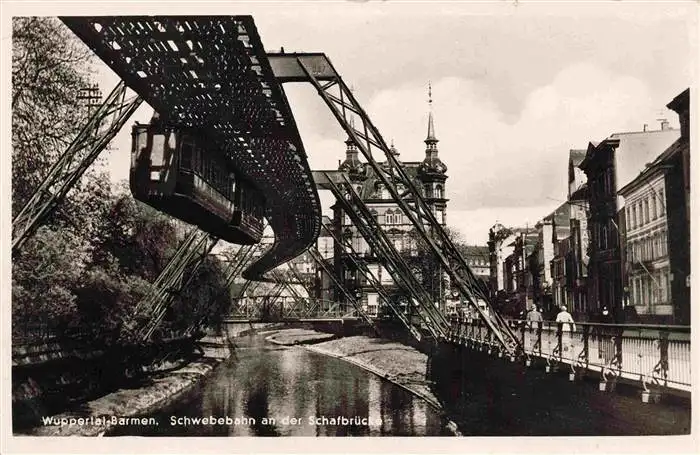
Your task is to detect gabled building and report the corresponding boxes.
[332,87,449,315]
[580,126,679,322]
[566,149,591,319]
[617,88,690,324]
[535,202,570,316]
[663,88,690,325]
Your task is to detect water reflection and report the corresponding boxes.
[109,334,450,436]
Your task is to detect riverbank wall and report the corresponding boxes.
[14,323,277,436]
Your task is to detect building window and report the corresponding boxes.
[659,269,667,303]
[639,201,644,227]
[650,196,657,220]
[436,208,444,224]
[631,205,637,229]
[658,189,665,217]
[644,199,650,224]
[435,185,444,199]
[631,242,636,262]
[660,230,667,257]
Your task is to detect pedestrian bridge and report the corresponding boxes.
[448,318,691,398]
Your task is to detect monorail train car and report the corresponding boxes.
[130,121,265,244]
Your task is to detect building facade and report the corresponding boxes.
[332,93,450,316]
[580,127,679,322]
[617,88,690,324]
[663,88,690,325]
[618,162,672,322]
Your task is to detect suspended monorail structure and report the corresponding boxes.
[28,15,521,352]
[61,16,322,281]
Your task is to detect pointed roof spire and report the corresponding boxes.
[420,81,447,175]
[426,81,438,143]
[345,115,356,145]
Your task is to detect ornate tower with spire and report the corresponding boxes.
[332,81,451,318]
[418,82,448,225]
[338,116,365,181]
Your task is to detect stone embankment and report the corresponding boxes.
[265,328,336,345]
[23,336,231,437]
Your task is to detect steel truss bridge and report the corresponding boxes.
[11,15,520,355]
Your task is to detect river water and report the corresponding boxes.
[109,333,452,436]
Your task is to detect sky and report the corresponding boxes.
[84,2,697,246]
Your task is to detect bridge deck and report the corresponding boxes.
[223,317,361,324]
[61,16,321,280]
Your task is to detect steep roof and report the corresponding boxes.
[543,202,571,227]
[618,137,686,196]
[569,149,587,167]
[610,128,680,193]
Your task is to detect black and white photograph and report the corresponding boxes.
[2,1,697,453]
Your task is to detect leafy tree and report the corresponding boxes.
[165,256,231,335]
[11,17,116,343]
[90,194,178,282]
[12,17,97,218]
[11,226,85,340]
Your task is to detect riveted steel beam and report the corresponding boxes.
[319,221,423,341]
[283,52,521,355]
[321,172,445,339]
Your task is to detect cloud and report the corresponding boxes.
[298,60,678,245]
[89,9,692,247]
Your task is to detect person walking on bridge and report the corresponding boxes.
[556,305,576,332]
[526,305,543,329]
[556,305,576,354]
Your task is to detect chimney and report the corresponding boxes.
[643,124,648,132]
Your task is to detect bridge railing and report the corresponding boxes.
[448,317,691,393]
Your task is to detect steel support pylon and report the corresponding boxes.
[12,81,143,254]
[269,53,521,355]
[125,229,219,342]
[306,246,376,328]
[319,221,423,341]
[319,172,447,339]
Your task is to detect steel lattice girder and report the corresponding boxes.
[318,220,423,341]
[126,229,219,342]
[185,243,258,336]
[228,280,260,319]
[12,81,142,254]
[318,172,445,339]
[306,246,376,327]
[60,16,322,281]
[285,262,320,318]
[268,269,309,318]
[267,52,521,355]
